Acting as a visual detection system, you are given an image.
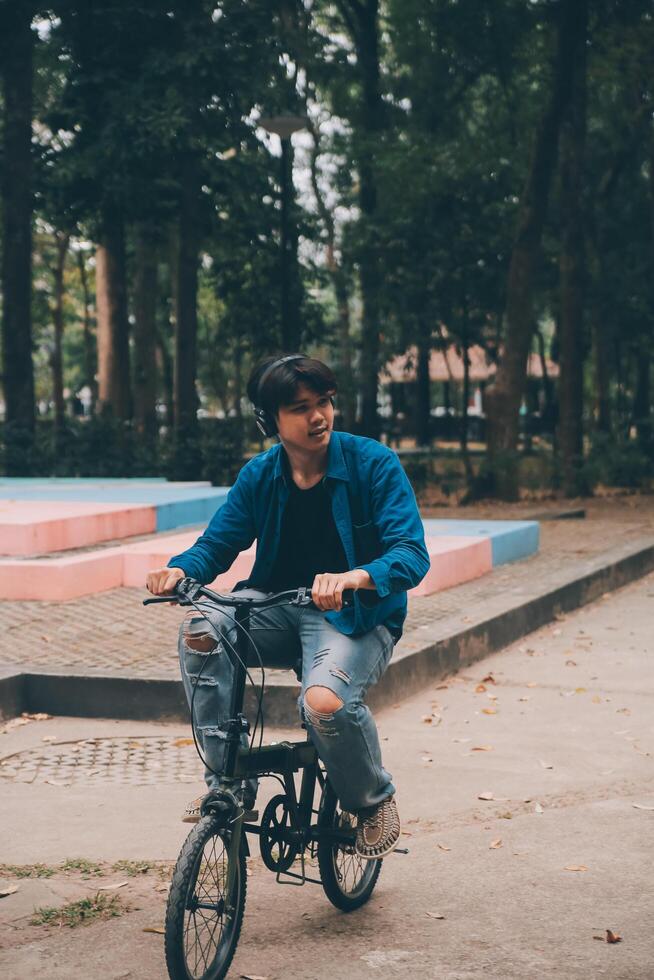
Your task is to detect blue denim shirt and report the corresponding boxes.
[168,431,430,639]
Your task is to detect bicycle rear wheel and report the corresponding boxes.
[165,815,246,980]
[317,781,382,911]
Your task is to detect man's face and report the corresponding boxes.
[276,384,335,453]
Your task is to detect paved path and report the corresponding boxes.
[1,571,653,978]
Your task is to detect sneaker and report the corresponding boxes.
[355,796,401,860]
[182,790,257,824]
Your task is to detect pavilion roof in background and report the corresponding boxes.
[382,345,559,383]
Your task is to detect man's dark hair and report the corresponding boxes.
[247,354,337,419]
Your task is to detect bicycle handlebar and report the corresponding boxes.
[143,577,353,609]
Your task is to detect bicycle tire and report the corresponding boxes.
[317,781,382,912]
[165,815,246,980]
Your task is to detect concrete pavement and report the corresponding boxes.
[1,570,653,978]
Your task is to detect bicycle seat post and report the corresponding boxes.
[223,601,252,777]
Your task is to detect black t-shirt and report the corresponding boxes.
[265,477,349,592]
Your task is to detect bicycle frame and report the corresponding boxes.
[194,596,355,893]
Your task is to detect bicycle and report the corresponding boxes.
[144,577,405,980]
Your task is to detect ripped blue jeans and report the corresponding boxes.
[178,589,395,813]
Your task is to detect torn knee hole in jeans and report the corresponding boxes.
[304,701,339,737]
[183,616,219,654]
[185,671,219,688]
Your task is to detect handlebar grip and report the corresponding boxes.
[142,595,179,605]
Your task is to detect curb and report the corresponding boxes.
[2,539,653,726]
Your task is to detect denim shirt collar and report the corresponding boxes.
[272,430,350,485]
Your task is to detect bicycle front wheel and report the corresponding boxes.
[165,816,246,980]
[317,781,382,912]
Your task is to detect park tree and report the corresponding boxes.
[0,1,36,472]
[484,0,586,499]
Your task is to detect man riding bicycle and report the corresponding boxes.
[146,354,429,859]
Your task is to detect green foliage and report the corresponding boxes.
[31,893,123,928]
[584,434,654,490]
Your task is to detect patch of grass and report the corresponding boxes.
[60,858,105,877]
[30,892,124,928]
[0,863,56,879]
[112,860,153,876]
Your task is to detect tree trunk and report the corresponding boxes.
[133,226,158,439]
[156,324,174,429]
[557,0,587,497]
[336,0,383,439]
[77,248,97,412]
[415,322,431,446]
[633,353,651,448]
[460,338,474,488]
[51,233,70,436]
[308,130,356,430]
[484,0,584,499]
[95,217,131,420]
[172,155,200,476]
[0,2,35,472]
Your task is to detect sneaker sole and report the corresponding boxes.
[355,831,401,861]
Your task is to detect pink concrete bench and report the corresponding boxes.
[0,532,491,602]
[0,501,155,557]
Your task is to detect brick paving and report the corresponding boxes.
[1,506,652,681]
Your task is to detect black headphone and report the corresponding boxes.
[253,354,307,438]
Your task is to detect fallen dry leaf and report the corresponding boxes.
[518,696,530,702]
[436,843,451,852]
[421,715,433,724]
[526,682,538,688]
[44,779,70,787]
[616,708,631,715]
[489,839,503,849]
[425,911,446,919]
[632,803,654,811]
[486,693,498,701]
[565,660,577,667]
[452,737,471,743]
[592,696,602,704]
[471,745,493,752]
[539,760,554,770]
[482,708,497,715]
[481,673,496,684]
[575,687,587,695]
[606,929,622,944]
[154,883,170,893]
[173,737,194,747]
[1,717,31,734]
[478,791,494,801]
[42,735,58,742]
[534,803,544,814]
[564,865,588,872]
[128,740,143,749]
[0,884,19,898]
[552,628,562,637]
[98,881,128,891]
[22,712,52,721]
[475,684,487,694]
[435,683,449,690]
[240,974,270,979]
[143,927,165,935]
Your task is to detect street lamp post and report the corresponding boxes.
[260,114,308,351]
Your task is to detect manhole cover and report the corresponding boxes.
[0,736,204,786]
